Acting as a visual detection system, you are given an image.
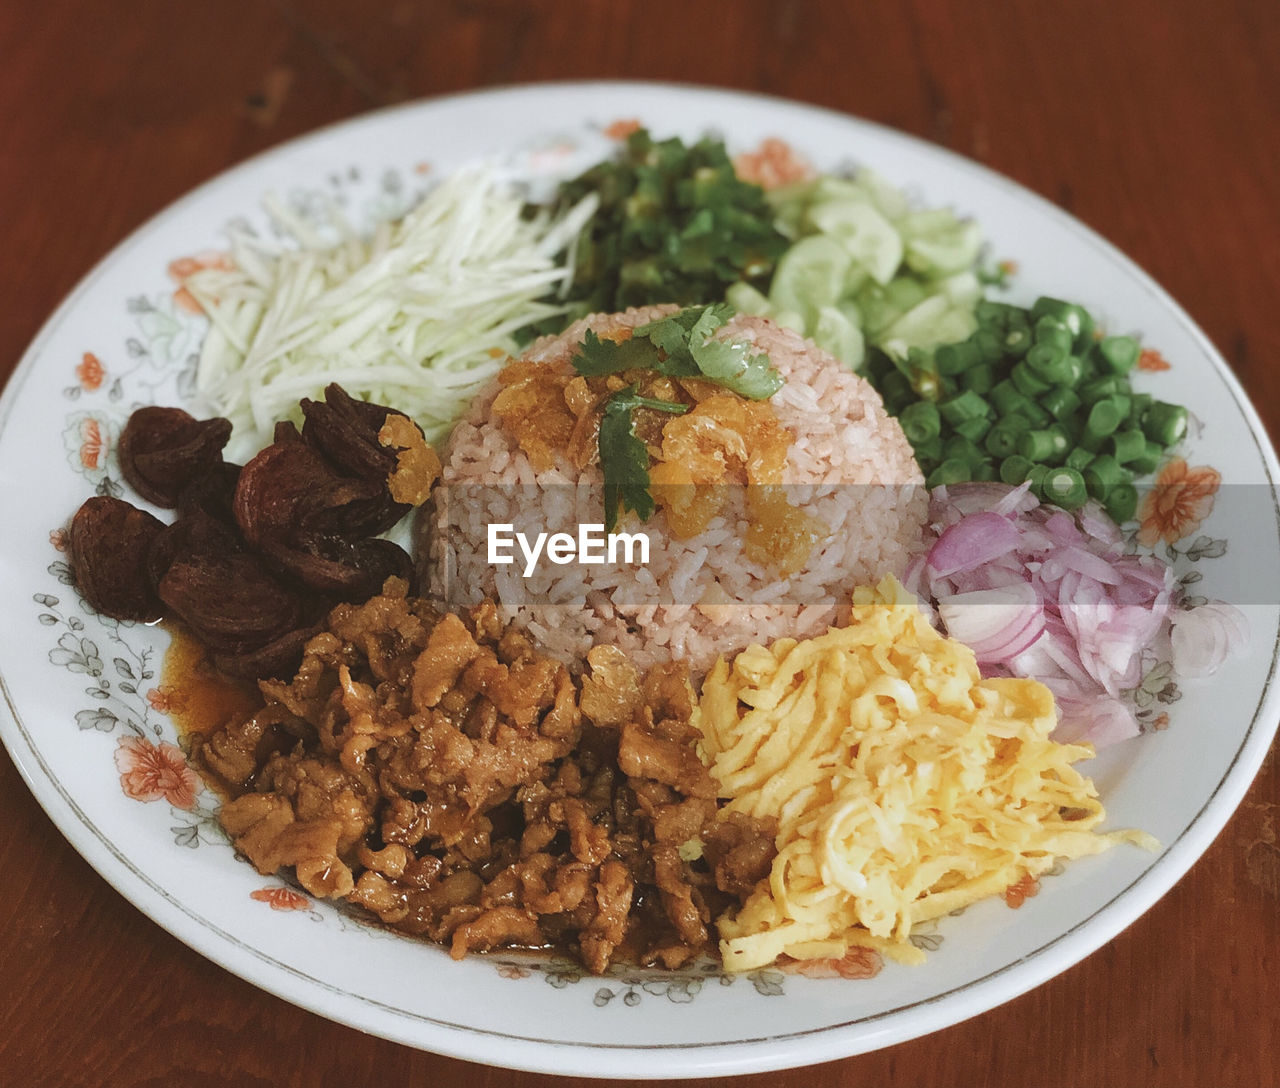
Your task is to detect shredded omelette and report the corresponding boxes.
[695,576,1157,972]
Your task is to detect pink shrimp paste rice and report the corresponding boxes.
[423,305,927,674]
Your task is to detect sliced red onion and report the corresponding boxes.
[1076,500,1124,549]
[1019,621,1096,689]
[990,480,1037,518]
[916,482,1212,750]
[1039,546,1126,586]
[927,481,1036,526]
[1040,510,1083,547]
[927,512,1020,578]
[900,552,928,597]
[937,583,1045,665]
[1169,601,1249,679]
[1053,694,1141,747]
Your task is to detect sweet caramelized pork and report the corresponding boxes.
[199,578,775,973]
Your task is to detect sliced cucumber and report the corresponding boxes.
[768,234,852,321]
[806,198,903,286]
[812,305,866,369]
[881,294,980,357]
[745,165,985,375]
[725,281,772,316]
[903,216,983,277]
[851,168,911,221]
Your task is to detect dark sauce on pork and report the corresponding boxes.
[176,579,776,974]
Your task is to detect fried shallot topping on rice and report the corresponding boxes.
[490,314,825,574]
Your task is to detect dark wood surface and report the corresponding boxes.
[3,2,1278,1085]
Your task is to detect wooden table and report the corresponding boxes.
[2,1,1277,1084]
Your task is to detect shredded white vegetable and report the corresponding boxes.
[184,166,597,459]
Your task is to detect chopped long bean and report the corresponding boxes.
[866,293,1191,513]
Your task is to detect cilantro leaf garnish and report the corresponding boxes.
[571,304,783,400]
[598,387,688,532]
[575,305,783,530]
[680,305,783,399]
[634,304,721,360]
[572,327,684,378]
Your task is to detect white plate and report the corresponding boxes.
[2,82,1278,1080]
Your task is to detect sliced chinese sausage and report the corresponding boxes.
[300,383,400,481]
[147,508,243,591]
[71,385,421,683]
[158,550,304,651]
[264,534,415,598]
[232,438,391,550]
[68,496,166,621]
[297,484,405,542]
[211,621,325,680]
[117,406,232,508]
[175,461,242,523]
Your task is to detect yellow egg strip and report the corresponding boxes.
[696,576,1158,973]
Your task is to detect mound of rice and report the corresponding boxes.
[425,306,926,673]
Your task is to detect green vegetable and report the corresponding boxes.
[598,388,689,532]
[1040,385,1081,421]
[1025,342,1073,384]
[1031,297,1094,348]
[900,209,984,276]
[868,293,1192,512]
[1033,315,1074,356]
[1011,360,1053,397]
[878,369,913,408]
[805,199,902,285]
[953,415,992,443]
[1064,447,1094,472]
[1127,392,1153,423]
[934,340,976,376]
[572,303,783,399]
[943,435,986,467]
[1105,482,1139,523]
[1129,440,1164,475]
[912,435,944,465]
[1080,375,1123,402]
[1083,399,1124,441]
[938,389,991,427]
[990,380,1025,417]
[576,304,785,530]
[812,305,866,369]
[572,330,667,376]
[549,129,788,322]
[1018,426,1070,464]
[1083,453,1125,499]
[724,281,771,316]
[1143,401,1188,446]
[999,454,1035,484]
[1110,427,1147,463]
[739,170,985,370]
[927,458,972,488]
[985,419,1026,459]
[960,363,996,394]
[1040,466,1088,509]
[899,401,941,444]
[769,235,852,319]
[1098,335,1140,375]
